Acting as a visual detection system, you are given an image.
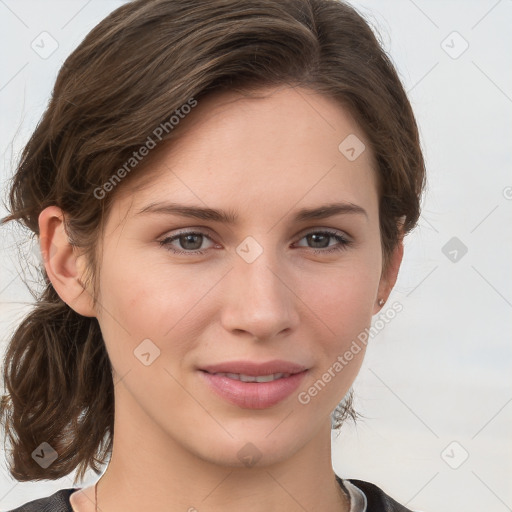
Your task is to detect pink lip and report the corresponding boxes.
[198,360,309,409]
[200,372,308,409]
[200,359,308,376]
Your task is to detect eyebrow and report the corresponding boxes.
[135,201,368,223]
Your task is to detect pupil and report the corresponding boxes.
[309,233,328,248]
[182,234,202,250]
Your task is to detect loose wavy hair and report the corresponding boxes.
[0,0,426,484]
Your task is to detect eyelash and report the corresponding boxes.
[158,229,352,256]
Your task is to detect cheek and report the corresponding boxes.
[96,254,210,363]
[295,253,381,340]
[294,263,376,410]
[94,255,165,366]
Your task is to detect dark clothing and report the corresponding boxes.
[7,476,413,511]
[336,476,413,511]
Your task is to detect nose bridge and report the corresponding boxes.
[221,235,297,338]
[235,236,287,307]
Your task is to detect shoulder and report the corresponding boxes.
[5,488,78,512]
[346,478,413,512]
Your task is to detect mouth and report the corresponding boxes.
[205,372,292,383]
[198,360,309,409]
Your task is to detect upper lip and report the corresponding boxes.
[200,360,308,376]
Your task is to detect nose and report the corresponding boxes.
[220,248,299,342]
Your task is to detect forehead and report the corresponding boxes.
[113,85,378,223]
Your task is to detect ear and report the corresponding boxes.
[373,227,404,315]
[38,206,96,318]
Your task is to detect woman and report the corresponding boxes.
[0,0,425,510]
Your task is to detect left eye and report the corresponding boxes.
[159,231,216,255]
[159,230,352,255]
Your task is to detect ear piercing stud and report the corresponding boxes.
[378,298,385,306]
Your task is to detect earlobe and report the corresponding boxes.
[38,206,96,318]
[373,237,404,315]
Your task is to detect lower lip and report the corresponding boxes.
[199,370,308,409]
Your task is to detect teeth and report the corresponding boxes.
[215,372,291,382]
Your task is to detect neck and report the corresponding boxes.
[91,385,349,512]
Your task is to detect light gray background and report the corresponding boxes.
[0,1,511,511]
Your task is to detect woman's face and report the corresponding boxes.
[88,85,397,467]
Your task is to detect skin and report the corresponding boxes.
[39,85,403,512]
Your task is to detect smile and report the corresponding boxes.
[200,369,308,409]
[208,372,291,382]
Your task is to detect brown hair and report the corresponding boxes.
[0,0,425,483]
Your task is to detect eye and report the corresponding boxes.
[159,229,352,256]
[159,231,216,255]
[293,230,352,254]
